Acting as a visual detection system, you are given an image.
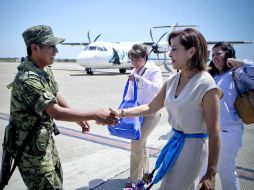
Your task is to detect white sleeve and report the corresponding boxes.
[134,68,162,93]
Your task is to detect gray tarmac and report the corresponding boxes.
[0,61,253,190]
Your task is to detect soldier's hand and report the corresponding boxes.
[95,108,118,125]
[76,121,90,134]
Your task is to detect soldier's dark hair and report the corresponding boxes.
[208,42,236,77]
[27,44,44,56]
[168,28,208,71]
[128,44,148,61]
[27,47,32,56]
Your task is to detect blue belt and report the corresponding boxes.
[152,128,208,185]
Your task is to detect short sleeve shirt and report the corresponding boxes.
[164,71,221,134]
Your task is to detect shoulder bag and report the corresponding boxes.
[232,69,254,124]
[108,78,144,140]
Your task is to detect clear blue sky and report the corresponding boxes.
[1,0,253,60]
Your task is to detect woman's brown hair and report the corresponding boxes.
[168,28,208,71]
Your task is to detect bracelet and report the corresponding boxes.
[120,108,126,117]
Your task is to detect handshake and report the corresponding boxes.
[76,108,125,134]
[94,108,119,126]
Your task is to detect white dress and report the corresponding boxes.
[159,71,221,190]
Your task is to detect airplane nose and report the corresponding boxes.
[77,51,100,67]
[78,51,94,59]
[77,51,98,62]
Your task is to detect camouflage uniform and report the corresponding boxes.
[9,25,65,190]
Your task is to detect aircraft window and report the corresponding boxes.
[97,47,103,51]
[103,47,107,51]
[88,46,97,50]
[83,46,88,51]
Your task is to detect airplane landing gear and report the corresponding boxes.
[119,69,126,74]
[86,68,94,75]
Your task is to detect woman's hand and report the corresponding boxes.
[227,58,244,69]
[109,108,121,117]
[128,74,134,81]
[196,174,215,190]
[128,74,141,82]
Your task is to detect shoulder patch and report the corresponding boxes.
[13,71,40,87]
[21,71,39,81]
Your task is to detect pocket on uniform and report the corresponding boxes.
[36,127,49,152]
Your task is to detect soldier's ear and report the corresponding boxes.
[31,44,42,53]
[31,44,37,52]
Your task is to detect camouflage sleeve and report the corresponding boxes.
[45,66,59,94]
[21,77,57,116]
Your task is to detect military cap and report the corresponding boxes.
[22,25,65,47]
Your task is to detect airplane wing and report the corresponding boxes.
[61,42,90,46]
[61,31,101,46]
[153,24,199,29]
[144,41,252,45]
[207,41,252,45]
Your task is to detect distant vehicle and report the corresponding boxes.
[62,23,251,75]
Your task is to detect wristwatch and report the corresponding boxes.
[120,108,126,117]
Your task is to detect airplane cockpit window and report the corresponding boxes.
[88,46,97,50]
[85,46,107,51]
[97,47,103,51]
[83,46,88,51]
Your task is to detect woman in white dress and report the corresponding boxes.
[110,28,222,190]
[208,42,254,190]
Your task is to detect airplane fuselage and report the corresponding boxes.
[76,41,169,74]
[77,42,133,69]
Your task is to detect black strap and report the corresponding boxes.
[232,69,241,96]
[138,67,147,77]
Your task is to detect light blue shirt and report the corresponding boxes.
[234,59,254,93]
[214,59,254,132]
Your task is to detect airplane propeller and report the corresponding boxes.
[60,31,101,46]
[87,30,102,43]
[148,28,168,55]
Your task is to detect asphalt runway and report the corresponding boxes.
[0,62,253,190]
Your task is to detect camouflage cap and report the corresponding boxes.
[22,25,65,47]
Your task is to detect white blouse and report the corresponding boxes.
[125,61,162,105]
[164,71,221,134]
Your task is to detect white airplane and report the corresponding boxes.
[62,24,251,75]
[75,41,164,74]
[62,24,198,75]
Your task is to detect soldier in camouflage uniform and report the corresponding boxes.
[9,25,117,190]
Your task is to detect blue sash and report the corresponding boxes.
[152,128,208,184]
